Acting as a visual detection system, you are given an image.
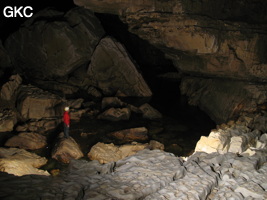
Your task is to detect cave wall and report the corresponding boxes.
[74,0,267,81]
[74,0,267,123]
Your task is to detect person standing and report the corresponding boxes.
[63,107,70,138]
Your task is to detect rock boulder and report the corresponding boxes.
[5,7,105,80]
[0,74,22,101]
[87,36,152,97]
[52,134,84,163]
[0,109,17,132]
[139,103,162,120]
[88,142,149,164]
[195,119,263,155]
[108,127,148,143]
[0,147,49,176]
[16,85,63,120]
[98,107,131,121]
[5,132,47,150]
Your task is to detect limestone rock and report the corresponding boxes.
[67,98,84,109]
[228,136,248,154]
[195,119,267,155]
[101,97,126,109]
[108,127,148,143]
[75,0,267,82]
[0,147,49,176]
[16,85,63,120]
[87,36,152,97]
[98,107,131,121]
[52,135,84,164]
[0,148,266,199]
[88,143,121,164]
[195,130,230,154]
[15,119,61,133]
[33,80,79,96]
[0,109,17,132]
[180,77,267,123]
[148,140,165,151]
[87,86,102,98]
[139,103,162,120]
[5,7,105,80]
[88,142,148,164]
[70,108,89,120]
[5,132,47,150]
[0,74,22,101]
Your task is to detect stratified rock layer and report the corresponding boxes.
[180,77,267,123]
[74,0,267,123]
[0,148,266,199]
[75,0,267,82]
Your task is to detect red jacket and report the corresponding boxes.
[63,111,70,125]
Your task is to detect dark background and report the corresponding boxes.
[0,0,75,40]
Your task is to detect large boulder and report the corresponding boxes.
[4,7,105,80]
[52,134,84,163]
[5,132,47,150]
[139,103,162,120]
[101,97,126,109]
[0,147,49,176]
[0,109,17,132]
[180,77,267,123]
[88,142,149,164]
[87,36,152,97]
[16,85,63,120]
[108,127,148,143]
[98,107,131,121]
[0,74,22,101]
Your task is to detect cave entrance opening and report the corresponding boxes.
[93,13,216,156]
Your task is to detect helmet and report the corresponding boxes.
[64,107,69,111]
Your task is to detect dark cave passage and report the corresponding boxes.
[63,13,217,157]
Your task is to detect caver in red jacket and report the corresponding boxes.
[63,111,70,126]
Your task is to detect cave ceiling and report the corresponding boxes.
[74,0,267,82]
